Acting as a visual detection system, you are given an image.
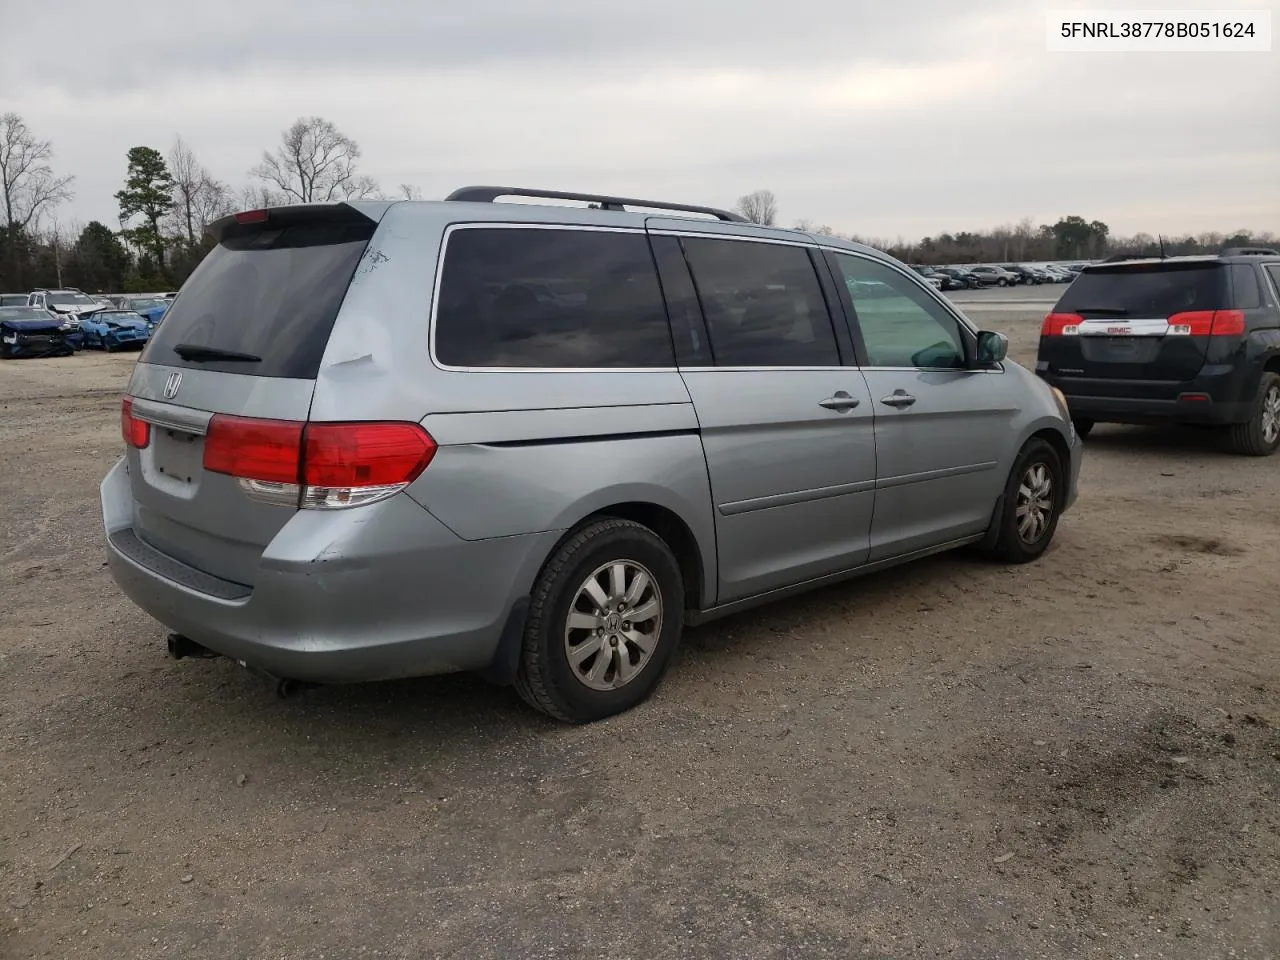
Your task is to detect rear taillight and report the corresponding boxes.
[1041,312,1082,337]
[1166,310,1246,337]
[234,209,269,225]
[202,416,436,510]
[121,397,150,449]
[204,415,304,484]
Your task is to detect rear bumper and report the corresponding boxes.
[1039,365,1253,426]
[100,458,558,684]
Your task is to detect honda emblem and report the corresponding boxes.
[162,372,183,400]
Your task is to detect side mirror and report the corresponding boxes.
[975,330,1008,365]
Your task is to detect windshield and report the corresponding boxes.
[0,307,53,321]
[46,292,97,306]
[100,311,146,323]
[127,298,166,309]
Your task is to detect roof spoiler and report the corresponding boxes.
[206,201,386,243]
[445,185,748,223]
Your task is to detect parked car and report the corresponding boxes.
[1037,265,1072,283]
[908,265,947,292]
[1003,265,1043,285]
[114,296,171,325]
[948,266,995,288]
[1037,247,1280,454]
[0,293,29,307]
[0,306,75,358]
[967,265,1020,287]
[27,288,104,341]
[930,267,974,289]
[79,309,155,351]
[102,187,1082,722]
[912,265,966,291]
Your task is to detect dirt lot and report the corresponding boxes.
[2,292,1278,959]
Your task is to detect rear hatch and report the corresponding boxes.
[122,205,378,587]
[1038,260,1232,393]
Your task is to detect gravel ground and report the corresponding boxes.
[2,291,1278,959]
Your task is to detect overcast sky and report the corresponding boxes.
[2,0,1277,240]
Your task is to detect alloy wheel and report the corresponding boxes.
[563,560,663,691]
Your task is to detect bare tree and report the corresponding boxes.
[0,112,75,231]
[734,189,777,226]
[251,117,380,203]
[398,183,424,200]
[168,136,233,244]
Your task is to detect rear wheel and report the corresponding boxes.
[1227,372,1280,456]
[997,278,1008,287]
[984,438,1064,564]
[515,518,685,723]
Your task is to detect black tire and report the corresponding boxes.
[1227,372,1280,457]
[984,438,1065,564]
[515,518,685,723]
[1072,418,1095,439]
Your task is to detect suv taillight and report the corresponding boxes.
[1041,313,1082,337]
[1166,310,1246,337]
[203,416,436,510]
[121,398,150,449]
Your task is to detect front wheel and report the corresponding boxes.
[983,438,1065,564]
[1227,372,1280,456]
[515,518,685,723]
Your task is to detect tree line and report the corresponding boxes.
[734,188,1275,265]
[0,113,415,294]
[0,116,1273,296]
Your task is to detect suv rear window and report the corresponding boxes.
[143,220,374,379]
[434,227,674,368]
[1056,262,1226,317]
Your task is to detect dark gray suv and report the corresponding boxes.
[102,187,1082,722]
[1037,247,1280,455]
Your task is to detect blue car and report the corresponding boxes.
[79,310,154,351]
[116,296,170,326]
[0,306,76,358]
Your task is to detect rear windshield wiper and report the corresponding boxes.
[173,343,262,363]
[1070,306,1130,316]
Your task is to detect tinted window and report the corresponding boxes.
[680,237,837,367]
[1056,263,1226,317]
[434,228,674,368]
[1267,265,1280,299]
[0,295,27,307]
[144,220,373,378]
[833,253,966,368]
[1230,264,1263,309]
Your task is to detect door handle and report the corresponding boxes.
[819,391,861,411]
[880,391,917,409]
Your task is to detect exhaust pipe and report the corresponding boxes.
[166,633,218,660]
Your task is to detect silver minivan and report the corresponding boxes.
[101,187,1082,722]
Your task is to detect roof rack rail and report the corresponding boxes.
[445,185,748,223]
[1220,246,1279,257]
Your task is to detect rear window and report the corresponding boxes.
[143,220,374,379]
[1057,262,1226,317]
[434,227,674,368]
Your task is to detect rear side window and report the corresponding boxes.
[1230,264,1263,309]
[434,228,674,368]
[680,237,838,367]
[144,220,374,379]
[1267,265,1280,299]
[1056,263,1226,317]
